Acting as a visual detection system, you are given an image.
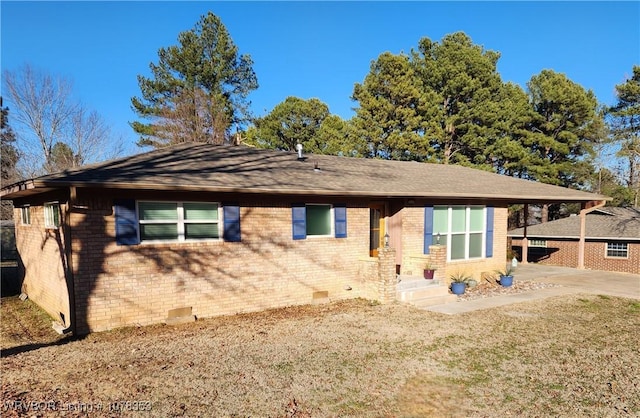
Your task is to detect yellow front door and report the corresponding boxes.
[369,204,385,257]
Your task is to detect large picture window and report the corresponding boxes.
[433,206,486,261]
[138,201,220,242]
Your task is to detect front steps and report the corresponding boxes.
[396,275,458,308]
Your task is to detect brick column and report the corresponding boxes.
[377,247,397,304]
[428,245,447,281]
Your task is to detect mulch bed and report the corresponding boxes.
[457,279,561,301]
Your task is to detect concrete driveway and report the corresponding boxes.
[514,264,640,300]
[426,263,640,314]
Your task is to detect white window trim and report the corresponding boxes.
[437,205,486,262]
[137,201,222,243]
[44,202,60,229]
[306,203,335,238]
[20,206,31,226]
[529,239,547,248]
[605,242,628,259]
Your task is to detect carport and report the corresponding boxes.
[514,199,608,269]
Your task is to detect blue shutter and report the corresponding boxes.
[114,199,139,245]
[424,206,434,254]
[485,206,494,258]
[223,204,241,242]
[334,204,347,238]
[292,204,306,240]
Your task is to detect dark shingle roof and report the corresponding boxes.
[508,207,640,240]
[2,143,609,203]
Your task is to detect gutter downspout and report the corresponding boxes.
[577,199,606,269]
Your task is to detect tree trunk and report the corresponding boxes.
[541,204,549,223]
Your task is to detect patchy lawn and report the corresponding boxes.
[1,295,639,417]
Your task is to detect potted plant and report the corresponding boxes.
[423,263,436,280]
[496,266,515,287]
[449,272,472,295]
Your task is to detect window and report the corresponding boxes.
[606,242,628,258]
[432,206,486,261]
[20,207,31,225]
[529,239,547,248]
[292,204,347,240]
[138,201,220,242]
[306,204,332,236]
[44,203,60,228]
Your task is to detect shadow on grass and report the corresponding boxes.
[1,334,87,358]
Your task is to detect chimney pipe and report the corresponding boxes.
[296,143,304,160]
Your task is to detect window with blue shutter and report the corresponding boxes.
[114,199,140,245]
[423,206,433,254]
[292,204,307,240]
[292,203,347,239]
[223,204,241,242]
[485,207,494,258]
[334,204,347,238]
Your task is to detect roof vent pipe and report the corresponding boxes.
[296,143,304,160]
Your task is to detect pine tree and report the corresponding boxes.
[131,12,258,148]
[609,66,640,207]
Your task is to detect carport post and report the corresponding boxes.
[521,204,528,264]
[578,200,607,269]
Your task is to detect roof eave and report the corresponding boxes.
[507,233,640,241]
[1,179,611,203]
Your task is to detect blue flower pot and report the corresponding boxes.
[499,275,514,287]
[451,282,466,295]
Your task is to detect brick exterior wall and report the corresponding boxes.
[14,188,513,333]
[512,238,640,274]
[13,194,71,326]
[64,191,384,332]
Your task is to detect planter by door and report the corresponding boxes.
[499,275,514,287]
[424,269,435,280]
[451,282,466,295]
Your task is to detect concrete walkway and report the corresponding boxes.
[425,264,640,315]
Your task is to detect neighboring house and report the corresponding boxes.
[0,143,608,333]
[509,207,640,274]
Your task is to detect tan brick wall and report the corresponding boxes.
[512,238,640,274]
[15,189,517,333]
[400,206,509,282]
[13,204,70,325]
[70,192,376,332]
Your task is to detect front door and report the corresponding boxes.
[369,204,386,257]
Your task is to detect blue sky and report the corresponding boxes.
[2,1,639,155]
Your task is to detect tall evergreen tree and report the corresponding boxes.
[131,12,258,148]
[608,65,640,207]
[246,97,330,152]
[526,70,605,221]
[315,115,362,157]
[413,32,506,165]
[351,52,437,160]
[526,70,604,187]
[1,97,19,220]
[485,83,538,176]
[0,97,19,186]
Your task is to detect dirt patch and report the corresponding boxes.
[1,295,639,417]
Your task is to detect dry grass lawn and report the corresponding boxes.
[2,294,639,417]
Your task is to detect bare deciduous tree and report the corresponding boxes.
[3,64,122,176]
